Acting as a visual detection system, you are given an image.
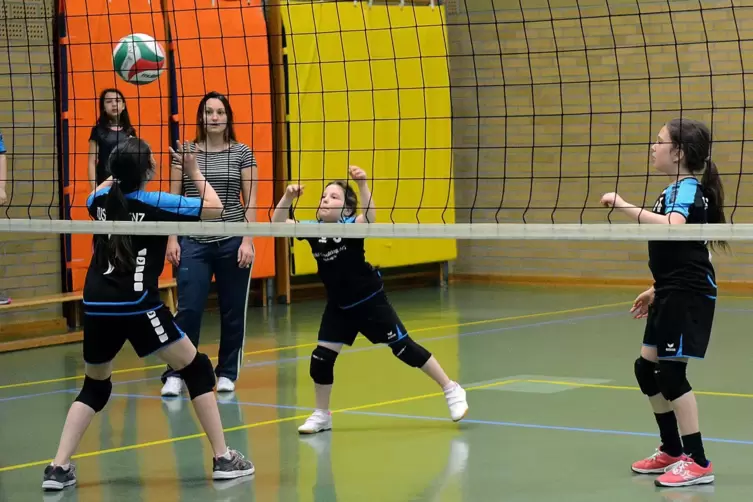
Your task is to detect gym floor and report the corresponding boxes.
[0,283,748,502]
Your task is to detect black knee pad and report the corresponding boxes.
[656,360,692,402]
[390,336,431,368]
[634,357,660,397]
[75,375,112,413]
[178,352,216,400]
[310,345,339,385]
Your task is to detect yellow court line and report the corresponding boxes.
[3,375,753,473]
[0,342,319,391]
[525,378,753,399]
[0,379,521,473]
[0,301,631,391]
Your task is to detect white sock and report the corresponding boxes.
[217,449,232,460]
[442,381,457,392]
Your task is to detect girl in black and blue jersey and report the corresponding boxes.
[42,138,254,492]
[601,118,726,488]
[272,166,469,434]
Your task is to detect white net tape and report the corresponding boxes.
[2,219,751,241]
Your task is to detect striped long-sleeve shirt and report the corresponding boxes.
[177,142,256,243]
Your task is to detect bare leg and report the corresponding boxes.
[672,391,700,435]
[155,337,227,457]
[52,362,113,466]
[420,356,452,389]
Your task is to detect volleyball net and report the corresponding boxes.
[2,0,753,251]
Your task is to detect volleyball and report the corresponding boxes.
[112,33,166,85]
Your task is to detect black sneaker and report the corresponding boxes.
[42,464,76,491]
[212,449,255,480]
[0,292,10,305]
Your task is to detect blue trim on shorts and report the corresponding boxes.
[143,330,185,358]
[84,304,164,316]
[657,355,704,361]
[642,343,657,348]
[387,325,408,346]
[83,291,148,306]
[707,274,718,289]
[340,286,384,310]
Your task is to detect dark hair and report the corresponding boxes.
[97,88,136,137]
[665,117,728,251]
[99,137,155,271]
[325,180,358,219]
[195,91,236,143]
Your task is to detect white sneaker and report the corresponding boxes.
[298,410,332,434]
[444,382,468,422]
[217,377,235,393]
[161,376,183,397]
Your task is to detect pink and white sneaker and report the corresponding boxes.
[631,448,687,474]
[655,459,714,487]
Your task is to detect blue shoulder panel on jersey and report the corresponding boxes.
[664,178,699,218]
[0,132,6,154]
[126,190,202,217]
[86,186,112,208]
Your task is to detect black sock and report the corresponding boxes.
[682,432,709,467]
[654,411,683,457]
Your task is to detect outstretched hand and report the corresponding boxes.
[285,184,304,198]
[169,141,198,168]
[349,165,367,182]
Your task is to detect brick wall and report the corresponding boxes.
[449,0,753,286]
[0,0,62,324]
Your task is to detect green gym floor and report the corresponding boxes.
[0,283,750,502]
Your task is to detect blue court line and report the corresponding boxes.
[105,390,753,447]
[0,310,624,404]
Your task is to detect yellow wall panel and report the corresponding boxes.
[283,2,456,276]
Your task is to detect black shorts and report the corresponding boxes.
[643,290,715,359]
[318,291,407,346]
[83,305,186,364]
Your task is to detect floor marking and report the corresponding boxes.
[5,310,753,404]
[0,311,624,404]
[527,379,753,399]
[0,300,630,391]
[0,379,520,473]
[468,375,613,394]
[7,375,753,474]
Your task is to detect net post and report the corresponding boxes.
[266,0,291,304]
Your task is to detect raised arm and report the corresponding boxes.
[170,142,223,220]
[272,184,303,223]
[349,166,375,223]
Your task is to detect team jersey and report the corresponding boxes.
[84,187,202,314]
[297,215,383,308]
[648,177,717,296]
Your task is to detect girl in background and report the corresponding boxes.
[88,88,136,190]
[160,91,257,397]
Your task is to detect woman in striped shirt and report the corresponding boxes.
[160,91,258,397]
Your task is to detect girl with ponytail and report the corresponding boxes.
[599,118,722,488]
[42,138,255,493]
